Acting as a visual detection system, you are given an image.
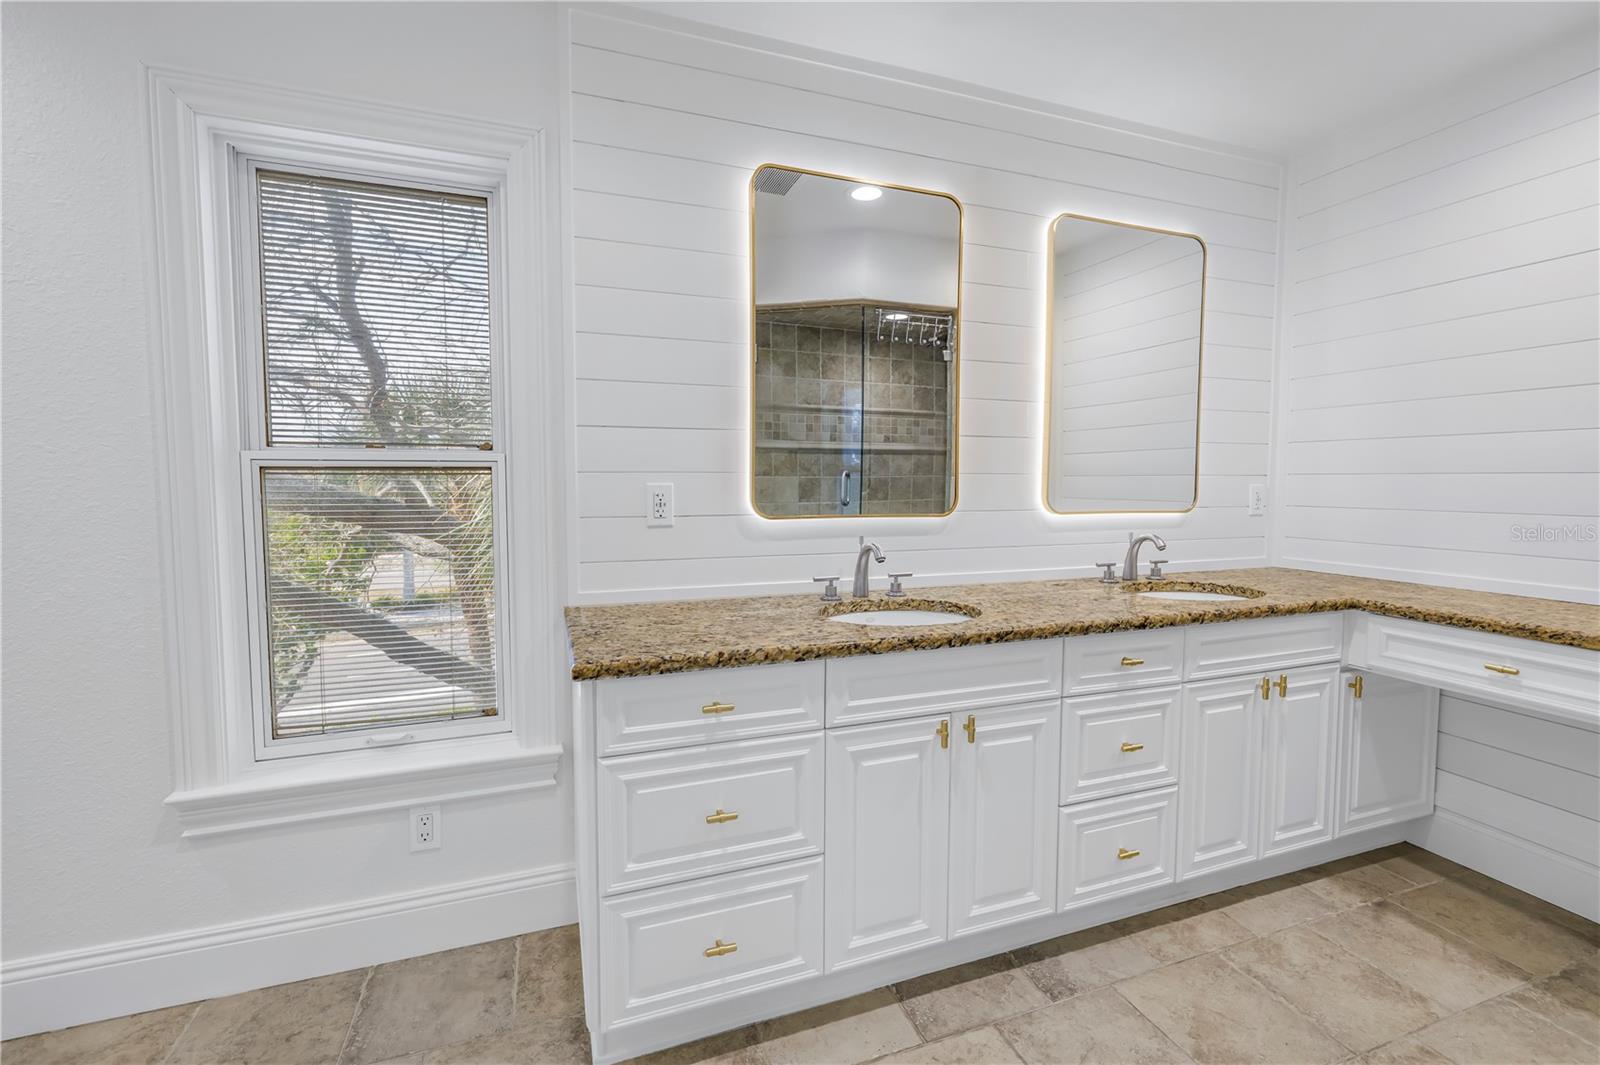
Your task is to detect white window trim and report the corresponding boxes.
[145,68,564,837]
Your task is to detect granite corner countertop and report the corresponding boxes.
[564,566,1600,680]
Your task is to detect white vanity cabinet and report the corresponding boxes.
[573,605,1595,1064]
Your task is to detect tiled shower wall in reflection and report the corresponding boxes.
[754,304,951,516]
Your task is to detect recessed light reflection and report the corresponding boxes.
[850,185,883,201]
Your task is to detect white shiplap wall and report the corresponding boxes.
[1412,693,1600,920]
[1277,36,1600,603]
[566,10,1280,602]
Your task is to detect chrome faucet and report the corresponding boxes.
[852,538,885,598]
[1122,533,1167,581]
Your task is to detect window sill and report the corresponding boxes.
[165,737,563,839]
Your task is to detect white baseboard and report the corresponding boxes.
[0,863,577,1040]
[1409,810,1599,923]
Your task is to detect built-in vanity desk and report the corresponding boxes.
[566,568,1599,1064]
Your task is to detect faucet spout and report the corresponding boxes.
[1122,534,1168,581]
[852,539,886,598]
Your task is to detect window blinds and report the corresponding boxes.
[256,171,493,449]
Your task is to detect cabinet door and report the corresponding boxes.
[825,716,950,971]
[1178,675,1264,880]
[1337,672,1439,835]
[949,701,1060,938]
[1261,665,1340,856]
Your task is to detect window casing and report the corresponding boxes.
[234,159,513,760]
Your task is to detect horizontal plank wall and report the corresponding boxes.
[1410,693,1600,921]
[565,10,1281,602]
[1277,35,1600,602]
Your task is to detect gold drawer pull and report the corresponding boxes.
[1347,675,1363,699]
[703,938,738,958]
[705,809,739,825]
[1117,848,1141,861]
[1260,677,1272,700]
[1120,741,1144,753]
[701,701,736,715]
[1484,663,1521,676]
[1120,656,1145,667]
[964,714,977,744]
[937,719,950,749]
[1275,674,1289,698]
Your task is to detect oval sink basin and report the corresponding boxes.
[829,609,972,626]
[1136,590,1249,602]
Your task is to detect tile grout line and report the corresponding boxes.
[1105,984,1199,1064]
[1214,943,1359,1059]
[156,1001,204,1065]
[1488,972,1600,1050]
[336,966,377,1065]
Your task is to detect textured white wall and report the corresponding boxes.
[567,9,1283,603]
[1275,35,1600,602]
[0,0,570,1006]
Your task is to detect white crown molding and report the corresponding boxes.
[0,861,576,1039]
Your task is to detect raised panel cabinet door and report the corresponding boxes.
[949,700,1060,938]
[1178,674,1264,880]
[824,715,951,971]
[1261,665,1340,856]
[1337,672,1440,835]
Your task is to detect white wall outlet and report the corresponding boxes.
[410,805,440,852]
[1248,483,1267,517]
[647,482,674,527]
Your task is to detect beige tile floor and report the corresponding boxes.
[5,845,1596,1065]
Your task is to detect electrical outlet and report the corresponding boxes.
[1248,483,1267,517]
[410,805,440,852]
[646,482,674,528]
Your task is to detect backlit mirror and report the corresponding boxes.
[751,165,961,518]
[1045,214,1205,514]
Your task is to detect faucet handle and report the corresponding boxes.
[886,572,912,598]
[812,575,842,602]
[1095,562,1119,584]
[1147,559,1167,579]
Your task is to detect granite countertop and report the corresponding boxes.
[564,566,1600,680]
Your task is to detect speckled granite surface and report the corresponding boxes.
[565,567,1600,679]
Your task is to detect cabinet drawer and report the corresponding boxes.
[1186,613,1343,680]
[599,857,823,1030]
[826,640,1063,727]
[1064,629,1185,695]
[598,733,823,894]
[1062,686,1180,804]
[1058,787,1178,910]
[1348,613,1599,727]
[596,661,824,756]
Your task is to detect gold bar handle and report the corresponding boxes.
[964,714,976,744]
[1484,663,1521,676]
[1347,675,1363,699]
[1117,848,1141,861]
[703,938,738,958]
[1120,656,1145,667]
[1260,677,1272,700]
[701,701,736,715]
[937,719,950,749]
[1275,674,1289,698]
[1120,742,1144,753]
[705,809,739,825]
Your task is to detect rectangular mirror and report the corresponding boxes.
[751,165,961,518]
[1045,214,1205,514]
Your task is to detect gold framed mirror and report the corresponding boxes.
[1044,213,1205,515]
[750,164,962,519]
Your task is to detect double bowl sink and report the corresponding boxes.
[824,581,1263,627]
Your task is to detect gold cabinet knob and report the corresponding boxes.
[1117,848,1141,861]
[705,809,739,825]
[703,938,738,958]
[1119,656,1145,667]
[1120,741,1144,753]
[1484,663,1520,676]
[701,701,736,715]
[937,719,950,749]
[1275,674,1289,698]
[1259,677,1272,700]
[964,714,976,744]
[1347,675,1363,699]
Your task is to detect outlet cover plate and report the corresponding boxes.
[410,804,441,852]
[647,482,674,527]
